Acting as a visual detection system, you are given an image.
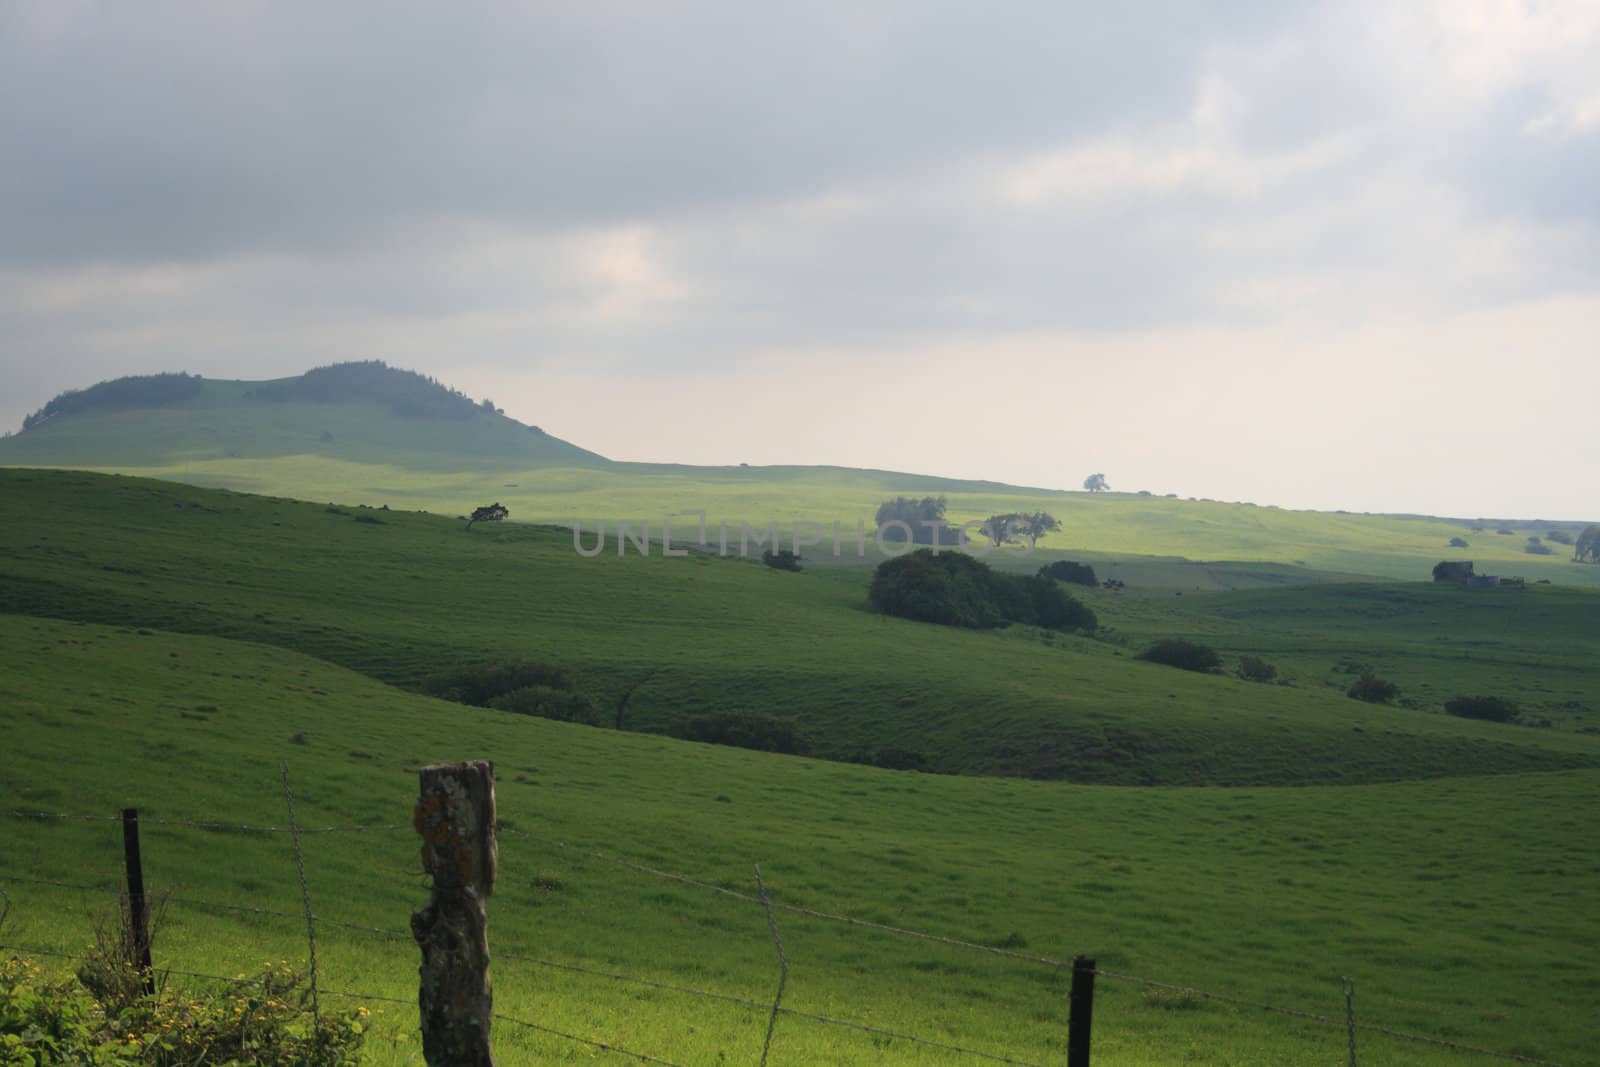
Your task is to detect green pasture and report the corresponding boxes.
[2,615,1596,1066]
[3,469,1596,787]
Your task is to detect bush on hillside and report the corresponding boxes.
[1525,537,1552,555]
[1348,673,1400,704]
[487,685,600,725]
[1038,560,1098,587]
[868,549,1096,632]
[425,659,576,707]
[673,711,806,754]
[1137,638,1222,673]
[1448,536,1469,548]
[1444,695,1520,723]
[1236,655,1278,683]
[763,548,803,571]
[1545,529,1573,546]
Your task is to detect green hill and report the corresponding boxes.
[6,363,1599,590]
[3,469,1596,786]
[3,613,1596,1066]
[0,361,608,471]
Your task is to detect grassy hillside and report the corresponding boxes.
[4,614,1598,1066]
[3,469,1597,787]
[4,366,1597,589]
[0,367,607,471]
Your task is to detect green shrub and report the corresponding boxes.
[674,711,805,754]
[1236,655,1278,683]
[1444,695,1520,723]
[1448,536,1468,548]
[487,685,600,725]
[425,659,575,707]
[1348,674,1399,704]
[1037,560,1098,587]
[868,550,1095,632]
[762,549,803,571]
[1137,638,1221,673]
[2,956,365,1067]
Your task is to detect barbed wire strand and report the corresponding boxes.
[491,1011,691,1067]
[755,863,788,1067]
[507,830,1069,967]
[495,949,1054,1066]
[1093,970,1568,1067]
[2,876,414,943]
[1353,1022,1569,1067]
[5,809,406,834]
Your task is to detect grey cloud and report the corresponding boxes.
[1,1,1302,268]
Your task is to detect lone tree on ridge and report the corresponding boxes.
[1083,473,1110,493]
[466,502,509,531]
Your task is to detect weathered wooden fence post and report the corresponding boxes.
[1067,955,1096,1067]
[120,807,155,995]
[411,761,498,1067]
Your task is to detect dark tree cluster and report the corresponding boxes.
[1136,638,1221,673]
[1525,536,1553,555]
[874,496,967,545]
[1038,560,1097,586]
[423,659,598,725]
[868,549,1096,632]
[1448,536,1469,548]
[982,511,1061,548]
[22,372,204,431]
[1444,695,1519,723]
[249,360,489,419]
[673,711,806,754]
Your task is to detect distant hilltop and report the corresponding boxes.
[21,361,514,431]
[1,360,609,470]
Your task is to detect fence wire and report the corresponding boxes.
[1,806,1582,1067]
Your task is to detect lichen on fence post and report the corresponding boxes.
[411,760,498,1067]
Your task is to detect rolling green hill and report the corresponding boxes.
[3,469,1596,787]
[0,362,607,471]
[3,613,1597,1066]
[5,363,1597,590]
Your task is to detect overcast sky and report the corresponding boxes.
[2,2,1596,518]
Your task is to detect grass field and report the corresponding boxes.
[3,469,1596,787]
[4,382,1597,590]
[4,614,1598,1066]
[2,463,1597,1064]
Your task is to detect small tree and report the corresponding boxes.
[762,548,803,571]
[1348,674,1399,704]
[1015,511,1062,549]
[980,513,1025,548]
[1448,536,1469,548]
[1083,473,1110,493]
[466,502,508,530]
[1525,537,1553,555]
[1574,526,1600,564]
[1237,655,1278,683]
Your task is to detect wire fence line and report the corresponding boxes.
[3,805,1577,1066]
